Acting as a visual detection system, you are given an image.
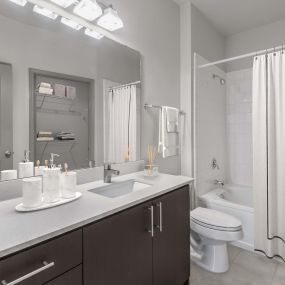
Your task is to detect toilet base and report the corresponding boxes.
[191,238,229,273]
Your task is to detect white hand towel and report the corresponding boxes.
[165,107,179,133]
[158,107,180,158]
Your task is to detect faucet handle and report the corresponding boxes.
[104,163,112,170]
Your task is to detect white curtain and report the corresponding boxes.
[253,51,285,260]
[107,85,137,163]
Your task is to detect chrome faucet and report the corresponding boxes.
[104,163,120,183]
[214,179,224,187]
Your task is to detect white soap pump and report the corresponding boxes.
[49,153,60,168]
[43,153,61,203]
[18,150,34,178]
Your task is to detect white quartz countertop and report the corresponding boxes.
[0,172,193,259]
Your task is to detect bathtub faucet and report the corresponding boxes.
[214,179,224,187]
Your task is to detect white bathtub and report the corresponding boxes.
[199,184,254,251]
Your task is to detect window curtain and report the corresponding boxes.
[107,85,137,163]
[253,51,285,260]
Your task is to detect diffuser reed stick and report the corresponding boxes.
[147,145,157,174]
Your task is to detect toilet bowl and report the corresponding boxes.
[190,207,243,273]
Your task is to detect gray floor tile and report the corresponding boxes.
[190,248,279,285]
[228,244,242,262]
[190,262,219,285]
[270,263,285,285]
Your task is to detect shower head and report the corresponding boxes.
[213,74,226,85]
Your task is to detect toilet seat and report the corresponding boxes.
[190,207,243,241]
[191,207,242,231]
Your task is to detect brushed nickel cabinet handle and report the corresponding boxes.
[156,202,163,232]
[1,261,55,285]
[148,206,154,237]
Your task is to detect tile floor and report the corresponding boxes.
[190,245,285,285]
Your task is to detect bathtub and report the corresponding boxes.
[199,184,254,251]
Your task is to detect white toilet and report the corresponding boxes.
[190,207,243,273]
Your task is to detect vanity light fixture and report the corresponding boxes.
[84,28,104,40]
[73,0,103,21]
[8,0,27,6]
[61,17,83,30]
[97,6,123,31]
[33,5,58,20]
[50,0,77,8]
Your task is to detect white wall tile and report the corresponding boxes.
[226,68,253,186]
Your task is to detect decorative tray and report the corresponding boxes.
[15,192,82,212]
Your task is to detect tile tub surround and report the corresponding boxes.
[226,68,253,186]
[190,245,283,285]
[0,172,193,259]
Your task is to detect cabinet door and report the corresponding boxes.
[45,265,82,285]
[153,186,190,285]
[83,201,153,285]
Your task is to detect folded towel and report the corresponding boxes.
[66,86,76,100]
[165,107,179,133]
[158,106,180,158]
[38,87,53,95]
[38,131,53,137]
[55,84,66,98]
[39,82,52,89]
[37,137,55,142]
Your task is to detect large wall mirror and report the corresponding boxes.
[0,1,141,181]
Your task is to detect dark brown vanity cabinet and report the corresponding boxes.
[83,185,190,285]
[83,200,154,285]
[0,185,190,285]
[153,186,190,285]
[0,229,82,285]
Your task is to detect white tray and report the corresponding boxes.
[15,192,82,212]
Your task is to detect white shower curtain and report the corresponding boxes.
[107,85,137,163]
[253,51,285,260]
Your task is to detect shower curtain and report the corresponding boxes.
[106,85,137,163]
[253,51,285,260]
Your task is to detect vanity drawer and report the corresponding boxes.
[0,229,82,285]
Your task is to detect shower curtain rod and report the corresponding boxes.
[109,81,141,91]
[198,44,285,69]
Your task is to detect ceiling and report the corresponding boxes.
[189,0,285,37]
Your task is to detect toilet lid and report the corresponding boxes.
[190,207,242,229]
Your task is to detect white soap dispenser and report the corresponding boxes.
[18,150,34,178]
[43,153,61,203]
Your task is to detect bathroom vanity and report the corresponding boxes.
[0,173,192,285]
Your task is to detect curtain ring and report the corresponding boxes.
[273,46,277,56]
[282,45,284,54]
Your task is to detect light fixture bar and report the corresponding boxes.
[61,17,83,30]
[26,0,122,43]
[84,28,104,39]
[8,0,27,6]
[33,5,58,19]
[50,0,77,8]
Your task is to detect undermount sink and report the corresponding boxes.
[89,180,151,198]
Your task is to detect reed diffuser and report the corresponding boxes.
[145,145,159,177]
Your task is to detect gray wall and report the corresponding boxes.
[226,18,285,71]
[191,5,226,66]
[106,0,181,174]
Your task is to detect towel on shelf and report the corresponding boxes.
[37,82,53,95]
[158,106,180,158]
[165,107,180,133]
[66,86,76,100]
[55,84,66,98]
[56,131,76,141]
[37,131,54,142]
[36,137,55,142]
